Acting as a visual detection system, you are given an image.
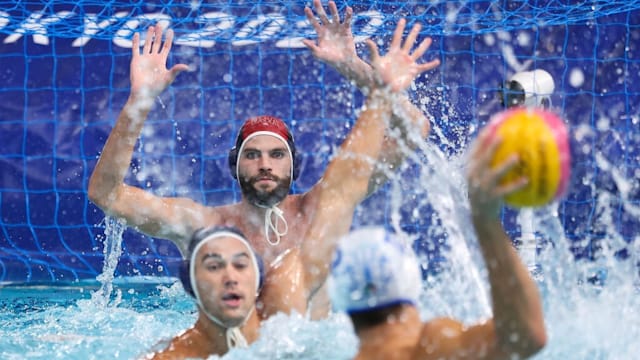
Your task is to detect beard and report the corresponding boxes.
[239,172,291,208]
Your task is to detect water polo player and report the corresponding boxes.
[145,226,264,358]
[87,0,439,322]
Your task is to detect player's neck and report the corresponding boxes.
[193,310,260,353]
[239,194,291,215]
[192,313,230,355]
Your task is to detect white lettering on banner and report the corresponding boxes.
[0,9,384,49]
[353,11,384,43]
[274,11,383,48]
[0,11,9,30]
[174,12,235,48]
[275,18,313,49]
[72,11,129,47]
[3,11,73,45]
[113,13,172,48]
[232,14,285,46]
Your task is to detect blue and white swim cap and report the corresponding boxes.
[328,226,423,314]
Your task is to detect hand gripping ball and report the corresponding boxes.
[485,107,570,208]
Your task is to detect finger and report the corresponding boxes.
[489,153,520,186]
[470,132,501,174]
[390,18,406,50]
[477,134,503,167]
[151,24,163,54]
[169,64,190,81]
[468,129,491,161]
[328,1,340,24]
[301,39,320,53]
[410,37,432,61]
[160,28,174,56]
[496,176,528,197]
[344,6,353,26]
[314,0,330,25]
[366,39,380,63]
[465,151,482,183]
[131,32,140,58]
[467,127,499,175]
[403,23,422,53]
[142,26,153,54]
[416,58,441,74]
[304,6,322,31]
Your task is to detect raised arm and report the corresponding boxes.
[88,25,203,254]
[303,0,440,194]
[416,130,546,359]
[301,19,441,296]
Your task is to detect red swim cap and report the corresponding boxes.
[238,116,291,143]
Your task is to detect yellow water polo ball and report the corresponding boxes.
[485,107,571,208]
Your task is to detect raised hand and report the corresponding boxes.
[130,24,189,101]
[302,0,380,89]
[302,0,356,66]
[365,19,440,93]
[466,130,528,220]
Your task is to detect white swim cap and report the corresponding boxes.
[328,226,423,314]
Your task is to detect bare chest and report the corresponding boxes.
[216,204,312,265]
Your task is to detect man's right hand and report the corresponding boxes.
[130,24,189,102]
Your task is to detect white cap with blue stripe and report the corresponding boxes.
[328,226,423,314]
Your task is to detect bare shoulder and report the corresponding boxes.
[142,328,210,360]
[411,317,465,359]
[422,317,465,335]
[212,201,241,218]
[413,317,499,360]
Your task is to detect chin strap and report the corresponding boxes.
[264,205,288,246]
[200,305,254,350]
[226,327,248,349]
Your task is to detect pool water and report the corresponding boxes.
[0,279,192,360]
[0,278,358,360]
[2,262,639,360]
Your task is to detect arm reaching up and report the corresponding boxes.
[303,0,440,194]
[302,0,371,89]
[88,25,203,254]
[260,19,440,317]
[466,130,546,357]
[415,130,546,359]
[301,18,440,296]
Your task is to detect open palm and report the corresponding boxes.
[130,25,188,99]
[302,0,357,66]
[367,19,440,93]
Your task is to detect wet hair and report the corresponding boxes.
[349,303,408,333]
[178,226,265,298]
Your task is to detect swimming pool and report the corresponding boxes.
[2,258,638,360]
[0,278,359,360]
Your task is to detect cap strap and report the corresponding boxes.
[227,327,249,349]
[264,205,288,246]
